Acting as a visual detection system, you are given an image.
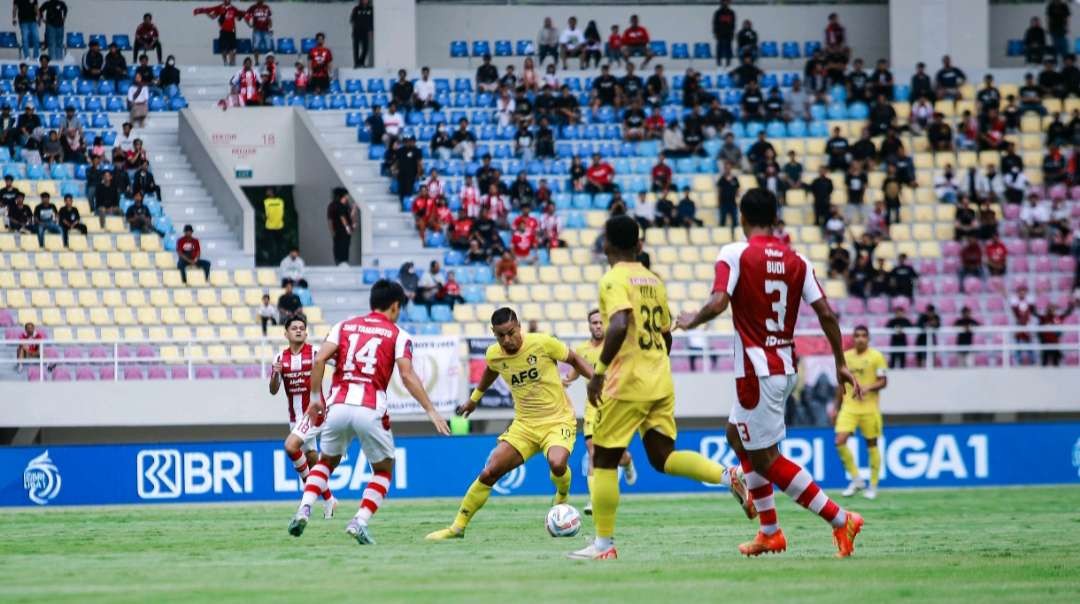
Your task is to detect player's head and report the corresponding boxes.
[490,307,523,354]
[587,308,603,341]
[285,315,308,344]
[602,214,641,265]
[739,187,779,235]
[370,279,408,322]
[852,325,870,352]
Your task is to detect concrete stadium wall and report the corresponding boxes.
[990,2,1080,67]
[890,0,990,73]
[187,107,296,185]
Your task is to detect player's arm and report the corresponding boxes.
[396,357,451,435]
[268,359,282,395]
[565,349,595,385]
[306,338,337,420]
[677,290,729,331]
[458,366,500,417]
[811,298,863,401]
[587,308,629,405]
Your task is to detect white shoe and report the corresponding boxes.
[566,541,618,560]
[622,460,637,486]
[842,480,866,497]
[323,496,338,520]
[862,488,878,500]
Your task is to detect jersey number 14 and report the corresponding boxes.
[343,334,382,375]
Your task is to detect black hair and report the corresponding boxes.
[739,187,779,228]
[604,214,640,252]
[853,325,869,335]
[491,307,519,327]
[285,314,307,330]
[587,308,600,320]
[370,279,407,311]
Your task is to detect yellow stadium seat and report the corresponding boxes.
[231,308,254,324]
[896,242,918,257]
[585,212,606,229]
[645,229,667,246]
[29,290,50,307]
[162,271,184,288]
[65,270,88,288]
[19,236,40,251]
[116,271,137,288]
[154,252,174,269]
[104,216,125,233]
[918,241,941,258]
[933,223,953,241]
[652,265,671,282]
[73,327,95,342]
[99,290,122,308]
[516,266,537,284]
[79,252,101,269]
[712,228,733,244]
[692,175,713,193]
[656,247,678,264]
[243,289,264,307]
[206,306,229,325]
[667,282,687,301]
[41,271,63,288]
[521,303,543,321]
[823,280,846,299]
[54,290,76,307]
[19,271,41,288]
[672,264,693,281]
[912,224,934,241]
[453,305,475,322]
[566,302,588,320]
[550,248,570,265]
[889,224,911,241]
[86,307,110,326]
[562,230,582,247]
[129,252,151,269]
[485,285,507,303]
[464,323,485,337]
[105,252,126,270]
[61,308,85,326]
[43,234,63,251]
[668,229,689,246]
[688,228,710,246]
[543,303,567,321]
[90,234,110,252]
[206,345,228,362]
[508,285,530,303]
[913,206,934,222]
[574,283,596,302]
[161,308,182,325]
[693,264,713,282]
[688,282,710,300]
[160,346,181,364]
[185,270,207,287]
[114,308,136,326]
[0,272,13,290]
[55,252,78,270]
[196,289,218,306]
[209,270,231,287]
[9,252,30,270]
[184,307,206,324]
[147,326,169,342]
[172,326,194,341]
[0,233,15,251]
[256,269,277,287]
[17,308,39,325]
[529,284,552,303]
[583,265,604,283]
[570,248,592,266]
[219,289,242,307]
[553,284,575,302]
[52,327,74,342]
[139,235,162,252]
[442,323,462,336]
[114,234,136,252]
[232,269,255,287]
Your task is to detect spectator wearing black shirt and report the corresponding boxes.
[450,117,477,163]
[781,151,804,196]
[350,0,374,68]
[717,162,739,229]
[14,0,39,60]
[827,243,851,279]
[845,161,867,222]
[825,127,850,171]
[934,55,966,101]
[277,280,303,324]
[591,64,618,108]
[954,306,980,367]
[654,193,676,227]
[0,106,15,154]
[644,64,668,106]
[556,84,580,126]
[740,79,764,121]
[95,170,120,219]
[131,161,160,199]
[731,54,761,89]
[1061,54,1080,97]
[713,0,736,67]
[57,193,84,246]
[847,253,874,299]
[1038,58,1065,99]
[125,192,154,234]
[623,98,646,141]
[8,193,32,232]
[810,165,834,226]
[394,135,422,202]
[326,190,355,266]
[926,112,953,151]
[850,128,876,166]
[430,123,453,161]
[736,19,758,62]
[15,104,41,149]
[888,253,918,300]
[103,43,127,82]
[704,98,733,139]
[160,56,180,89]
[81,39,104,80]
[1024,17,1048,65]
[509,172,534,209]
[976,74,1001,116]
[746,131,774,169]
[910,62,934,103]
[1043,144,1068,184]
[868,93,897,136]
[535,117,555,158]
[470,208,503,259]
[885,307,914,368]
[390,69,413,108]
[475,54,498,93]
[915,305,941,367]
[365,104,385,144]
[676,187,702,227]
[0,174,20,215]
[882,164,903,225]
[33,192,60,245]
[618,63,644,105]
[870,58,894,100]
[764,87,784,121]
[1048,0,1071,60]
[1018,73,1046,116]
[847,58,870,104]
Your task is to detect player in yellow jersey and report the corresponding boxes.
[426,307,597,541]
[563,309,637,516]
[567,215,748,561]
[832,325,887,500]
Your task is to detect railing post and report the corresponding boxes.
[113,341,119,382]
[187,338,193,380]
[38,342,45,382]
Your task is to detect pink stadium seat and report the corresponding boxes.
[941,241,962,256]
[1029,239,1049,255]
[147,366,168,379]
[985,296,1005,312]
[194,366,216,379]
[1035,294,1052,308]
[962,277,984,294]
[52,366,73,381]
[241,365,263,378]
[27,367,43,381]
[1028,184,1045,198]
[918,280,936,295]
[1065,352,1080,366]
[1071,204,1080,218]
[1011,257,1030,272]
[973,353,992,367]
[169,365,189,379]
[1063,331,1080,344]
[4,327,21,340]
[962,295,982,311]
[1071,186,1080,201]
[0,309,13,327]
[940,276,960,294]
[987,276,1006,293]
[116,345,135,358]
[1001,222,1019,237]
[918,260,939,275]
[1056,275,1073,291]
[913,298,930,313]
[1058,256,1076,273]
[123,366,144,380]
[218,366,240,379]
[136,344,157,359]
[63,346,84,359]
[43,346,60,360]
[98,366,115,380]
[867,297,889,314]
[670,357,691,373]
[936,296,958,314]
[88,345,108,358]
[1003,204,1021,220]
[843,298,866,315]
[714,357,735,372]
[1034,276,1052,293]
[942,256,960,273]
[1004,238,1026,255]
[75,367,96,381]
[669,338,688,351]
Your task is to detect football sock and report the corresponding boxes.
[836,444,860,483]
[550,468,571,499]
[662,450,725,484]
[766,455,847,529]
[300,461,332,509]
[288,449,309,479]
[355,470,391,523]
[451,479,492,531]
[591,467,619,540]
[737,449,778,535]
[868,446,881,489]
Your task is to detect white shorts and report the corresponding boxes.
[288,416,322,453]
[728,374,797,451]
[319,403,396,463]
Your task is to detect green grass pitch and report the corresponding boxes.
[1,486,1078,603]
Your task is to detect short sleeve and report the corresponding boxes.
[484,343,498,366]
[542,334,570,362]
[799,254,825,304]
[395,329,413,361]
[599,272,632,317]
[325,321,343,347]
[713,243,745,295]
[874,351,887,377]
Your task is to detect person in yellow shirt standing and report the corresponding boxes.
[263,187,286,262]
[833,325,888,500]
[568,215,747,561]
[426,307,596,541]
[563,308,636,516]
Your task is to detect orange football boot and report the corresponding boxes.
[832,511,864,558]
[738,529,787,557]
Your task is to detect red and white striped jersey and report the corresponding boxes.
[274,343,315,423]
[326,312,412,410]
[712,235,825,377]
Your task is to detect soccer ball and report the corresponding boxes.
[545,504,581,537]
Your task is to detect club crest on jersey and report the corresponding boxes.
[526,355,537,366]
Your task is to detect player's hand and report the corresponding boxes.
[428,410,451,436]
[271,362,282,374]
[455,399,477,418]
[837,366,863,401]
[586,373,605,406]
[306,399,326,422]
[675,311,697,331]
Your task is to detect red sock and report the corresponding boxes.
[287,449,309,479]
[356,470,391,523]
[766,455,846,528]
[737,449,778,534]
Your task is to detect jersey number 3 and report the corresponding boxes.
[344,334,382,375]
[764,280,788,332]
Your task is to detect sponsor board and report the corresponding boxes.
[2,423,1078,506]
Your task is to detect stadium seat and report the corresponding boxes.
[471,41,491,57]
[275,38,297,55]
[693,42,712,60]
[671,43,689,60]
[450,40,468,58]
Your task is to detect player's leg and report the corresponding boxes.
[542,422,576,504]
[344,408,399,544]
[640,394,727,485]
[426,438,529,540]
[618,449,637,486]
[583,436,595,515]
[289,406,349,536]
[834,411,865,496]
[861,412,883,499]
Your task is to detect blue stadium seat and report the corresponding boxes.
[301,38,317,54]
[96,80,114,95]
[329,95,347,110]
[693,42,712,60]
[804,40,821,56]
[345,112,362,127]
[113,34,132,50]
[716,73,733,89]
[61,65,79,81]
[565,212,585,229]
[781,41,800,59]
[84,97,103,112]
[169,96,188,110]
[471,41,491,57]
[0,32,15,49]
[26,164,44,180]
[89,33,107,48]
[454,78,471,93]
[671,43,689,60]
[787,120,807,137]
[368,144,385,161]
[894,84,911,102]
[362,268,380,285]
[60,181,81,197]
[808,121,828,137]
[450,40,468,58]
[430,305,453,322]
[649,41,668,57]
[236,38,253,54]
[102,131,116,145]
[494,40,512,57]
[516,40,534,56]
[765,121,786,139]
[827,102,848,120]
[106,96,124,112]
[367,78,386,94]
[149,97,166,112]
[781,72,799,87]
[848,102,869,120]
[759,41,779,58]
[275,38,297,55]
[91,113,109,128]
[761,73,778,89]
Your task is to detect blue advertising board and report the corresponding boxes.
[5,423,1080,507]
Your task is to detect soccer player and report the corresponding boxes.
[288,280,451,544]
[676,188,865,558]
[270,315,338,518]
[568,215,748,561]
[425,308,596,541]
[833,325,887,500]
[563,308,637,515]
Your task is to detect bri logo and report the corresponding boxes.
[23,451,62,505]
[493,466,526,495]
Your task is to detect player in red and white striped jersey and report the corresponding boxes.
[288,280,451,544]
[676,188,865,558]
[270,315,337,519]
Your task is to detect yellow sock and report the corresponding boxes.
[550,468,571,501]
[662,450,724,483]
[591,468,619,539]
[868,446,881,489]
[587,474,595,501]
[451,479,491,531]
[836,444,860,481]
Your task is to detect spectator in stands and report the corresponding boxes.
[134,54,158,97]
[827,243,851,279]
[847,252,874,299]
[868,93,897,136]
[1061,54,1080,96]
[7,192,31,232]
[15,103,41,150]
[126,74,150,128]
[824,205,847,244]
[103,42,128,82]
[1038,302,1074,366]
[908,96,933,135]
[427,122,449,161]
[327,190,355,266]
[510,219,537,264]
[391,69,413,108]
[277,280,303,324]
[415,260,446,309]
[176,224,211,284]
[657,121,686,158]
[559,16,585,70]
[1039,58,1065,99]
[854,231,878,260]
[644,63,668,106]
[495,251,518,285]
[585,153,615,194]
[394,134,422,203]
[1048,0,1071,60]
[34,55,58,103]
[676,187,702,227]
[277,248,306,285]
[888,253,918,300]
[925,112,953,151]
[410,185,432,234]
[130,161,160,200]
[1042,143,1068,184]
[976,200,998,241]
[885,307,913,368]
[350,0,374,68]
[244,0,273,65]
[844,160,867,222]
[125,191,155,234]
[915,304,941,367]
[810,165,834,227]
[536,17,559,66]
[470,208,503,260]
[447,208,473,251]
[1019,73,1047,115]
[292,61,308,95]
[591,64,618,109]
[509,174,535,210]
[934,163,961,203]
[953,306,980,367]
[972,163,1005,203]
[132,13,163,64]
[1024,17,1048,65]
[32,191,59,245]
[38,129,62,165]
[1010,285,1038,365]
[934,55,966,101]
[780,151,804,198]
[650,153,672,191]
[56,194,84,246]
[581,20,603,69]
[13,0,38,60]
[654,191,676,227]
[985,234,1007,276]
[847,58,870,105]
[710,160,736,228]
[910,62,933,103]
[414,66,439,111]
[94,171,120,220]
[556,84,581,125]
[80,39,104,80]
[825,127,849,172]
[782,77,811,122]
[12,62,30,104]
[604,24,624,66]
[621,14,654,69]
[1047,111,1069,146]
[15,322,42,373]
[713,0,736,67]
[256,294,277,335]
[958,236,984,291]
[736,19,758,62]
[0,106,16,154]
[865,201,888,241]
[307,33,333,94]
[623,98,646,141]
[954,195,979,239]
[263,186,287,258]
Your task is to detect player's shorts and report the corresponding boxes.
[591,392,677,449]
[499,418,576,461]
[835,408,883,439]
[583,403,597,439]
[288,416,322,453]
[319,403,396,462]
[728,374,798,451]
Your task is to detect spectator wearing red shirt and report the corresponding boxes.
[650,153,672,192]
[449,208,473,250]
[495,250,518,284]
[410,185,433,234]
[585,153,615,194]
[985,235,1007,275]
[511,220,537,264]
[481,182,509,229]
[308,32,334,94]
[538,201,565,248]
[193,0,242,66]
[460,174,480,218]
[443,270,465,309]
[958,236,984,290]
[606,25,623,65]
[512,205,539,237]
[176,224,211,284]
[427,197,455,234]
[621,14,654,68]
[824,12,848,58]
[16,322,43,372]
[1037,302,1075,366]
[133,13,162,63]
[244,0,273,65]
[644,108,665,139]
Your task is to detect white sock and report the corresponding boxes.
[594,536,613,550]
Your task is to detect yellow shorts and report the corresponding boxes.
[591,393,677,449]
[498,419,576,461]
[583,403,597,438]
[835,408,883,439]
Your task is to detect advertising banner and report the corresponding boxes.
[386,336,460,415]
[5,423,1079,507]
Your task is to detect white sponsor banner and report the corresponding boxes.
[386,336,461,414]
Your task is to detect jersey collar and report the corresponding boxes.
[748,234,779,246]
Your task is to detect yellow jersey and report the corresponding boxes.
[264,197,285,230]
[574,339,603,369]
[842,347,887,412]
[486,333,575,425]
[597,262,673,402]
